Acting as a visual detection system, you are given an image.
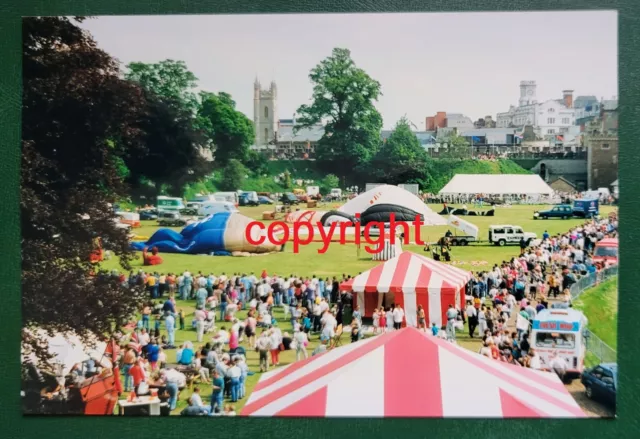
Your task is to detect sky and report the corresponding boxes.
[78,11,617,130]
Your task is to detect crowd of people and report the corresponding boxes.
[28,204,617,415]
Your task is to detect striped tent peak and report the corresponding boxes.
[242,327,584,418]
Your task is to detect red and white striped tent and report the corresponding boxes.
[241,327,585,418]
[340,252,472,328]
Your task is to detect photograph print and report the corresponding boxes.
[21,11,618,418]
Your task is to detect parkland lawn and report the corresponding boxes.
[100,202,616,414]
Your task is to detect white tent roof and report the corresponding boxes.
[339,184,445,225]
[439,174,554,196]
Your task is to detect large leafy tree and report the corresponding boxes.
[369,117,432,185]
[125,59,199,113]
[295,48,383,183]
[198,91,255,166]
[21,17,199,368]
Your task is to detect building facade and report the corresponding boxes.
[251,79,324,158]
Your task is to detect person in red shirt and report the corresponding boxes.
[129,360,146,394]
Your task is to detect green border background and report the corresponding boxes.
[1,1,637,437]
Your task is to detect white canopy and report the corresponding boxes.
[439,174,554,197]
[339,184,445,225]
[22,329,110,376]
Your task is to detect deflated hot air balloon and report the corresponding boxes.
[285,210,356,226]
[130,212,282,256]
[339,185,446,226]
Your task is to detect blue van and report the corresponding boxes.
[572,198,599,218]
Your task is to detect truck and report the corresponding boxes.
[198,201,239,217]
[306,186,320,197]
[329,188,342,200]
[398,184,419,197]
[156,196,185,213]
[213,192,239,206]
[531,309,589,381]
[572,198,599,218]
[445,215,479,246]
[488,225,537,247]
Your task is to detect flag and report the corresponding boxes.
[472,136,481,142]
[514,131,524,140]
[556,135,564,141]
[430,135,437,141]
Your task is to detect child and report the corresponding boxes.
[178,309,185,331]
[385,308,394,332]
[431,323,439,337]
[224,404,236,416]
[379,308,387,333]
[372,308,380,334]
[302,314,312,335]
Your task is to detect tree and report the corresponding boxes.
[368,118,432,185]
[124,92,213,196]
[440,134,472,160]
[21,17,150,369]
[474,118,486,128]
[198,91,255,166]
[125,59,199,113]
[219,159,246,191]
[295,48,383,183]
[320,174,340,194]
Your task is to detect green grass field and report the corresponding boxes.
[574,277,618,350]
[104,203,616,276]
[104,202,616,414]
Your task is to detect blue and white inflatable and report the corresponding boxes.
[131,212,282,256]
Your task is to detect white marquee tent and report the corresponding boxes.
[439,174,554,200]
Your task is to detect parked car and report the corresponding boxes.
[258,196,274,205]
[281,192,300,205]
[179,208,199,216]
[139,209,158,220]
[157,211,187,227]
[239,193,259,207]
[533,204,573,220]
[488,225,537,247]
[581,363,617,407]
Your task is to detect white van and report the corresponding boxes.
[198,201,239,217]
[213,192,240,206]
[488,225,537,247]
[531,309,588,379]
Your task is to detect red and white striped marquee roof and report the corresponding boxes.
[241,328,585,418]
[340,252,473,327]
[340,251,472,294]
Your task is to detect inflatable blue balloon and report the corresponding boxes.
[131,212,282,255]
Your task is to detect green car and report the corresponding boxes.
[533,204,573,220]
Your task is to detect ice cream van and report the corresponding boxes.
[531,309,589,379]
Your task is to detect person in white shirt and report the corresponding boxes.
[293,328,309,361]
[465,302,477,338]
[227,359,242,402]
[528,348,541,370]
[268,329,282,366]
[549,354,567,382]
[257,280,270,301]
[392,305,405,330]
[138,328,150,347]
[320,311,336,341]
[386,308,394,331]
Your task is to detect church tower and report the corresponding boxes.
[254,78,278,146]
